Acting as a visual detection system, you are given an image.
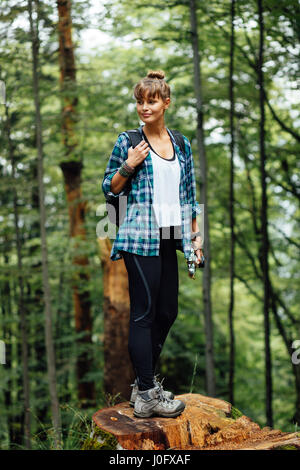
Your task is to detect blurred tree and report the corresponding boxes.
[28,0,61,446]
[57,0,95,406]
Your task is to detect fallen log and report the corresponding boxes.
[86,393,300,450]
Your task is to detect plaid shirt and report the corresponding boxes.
[102,125,201,261]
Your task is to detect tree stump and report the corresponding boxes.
[90,393,300,450]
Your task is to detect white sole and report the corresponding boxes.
[133,408,185,419]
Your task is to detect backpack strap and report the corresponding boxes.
[125,129,143,148]
[125,128,186,157]
[168,129,186,157]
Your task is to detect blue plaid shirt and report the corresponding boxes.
[102,125,201,261]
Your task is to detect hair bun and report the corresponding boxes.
[146,70,165,80]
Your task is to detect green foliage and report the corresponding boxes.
[274,445,299,450]
[30,404,94,450]
[231,406,244,420]
[29,401,122,450]
[81,426,119,450]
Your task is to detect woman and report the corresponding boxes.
[102,70,203,419]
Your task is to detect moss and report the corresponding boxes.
[230,406,243,420]
[81,426,119,450]
[274,444,298,450]
[81,438,106,450]
[214,409,226,419]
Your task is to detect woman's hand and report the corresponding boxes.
[127,140,150,169]
[195,248,204,265]
[192,235,203,265]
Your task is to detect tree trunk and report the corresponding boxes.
[2,238,14,447]
[55,256,72,404]
[5,104,31,449]
[28,159,49,437]
[269,290,300,426]
[228,0,236,406]
[28,0,61,447]
[257,0,273,427]
[98,238,135,402]
[189,0,216,397]
[57,0,95,406]
[236,127,300,425]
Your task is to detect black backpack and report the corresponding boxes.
[105,128,186,227]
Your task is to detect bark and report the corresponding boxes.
[189,0,216,397]
[5,104,31,448]
[258,0,273,428]
[57,0,95,405]
[98,238,135,402]
[28,0,61,447]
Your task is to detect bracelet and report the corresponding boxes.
[191,230,201,240]
[124,159,135,172]
[118,166,131,177]
[118,160,135,177]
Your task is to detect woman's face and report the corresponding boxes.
[136,92,170,123]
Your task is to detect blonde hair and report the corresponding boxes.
[133,70,171,102]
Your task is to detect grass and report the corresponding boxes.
[12,390,124,450]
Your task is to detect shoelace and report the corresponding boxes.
[131,375,165,389]
[156,386,173,404]
[131,376,173,404]
[154,374,166,391]
[154,377,173,404]
[155,375,167,393]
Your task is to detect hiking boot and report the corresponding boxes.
[129,375,174,407]
[133,385,185,419]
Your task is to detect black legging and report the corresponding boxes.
[121,225,181,391]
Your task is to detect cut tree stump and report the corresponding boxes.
[91,393,300,450]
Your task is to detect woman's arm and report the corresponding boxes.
[110,168,131,195]
[191,218,204,265]
[187,141,202,221]
[102,133,150,197]
[102,133,131,198]
[192,218,201,239]
[110,139,150,194]
[185,136,203,264]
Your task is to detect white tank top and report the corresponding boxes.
[150,148,181,228]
